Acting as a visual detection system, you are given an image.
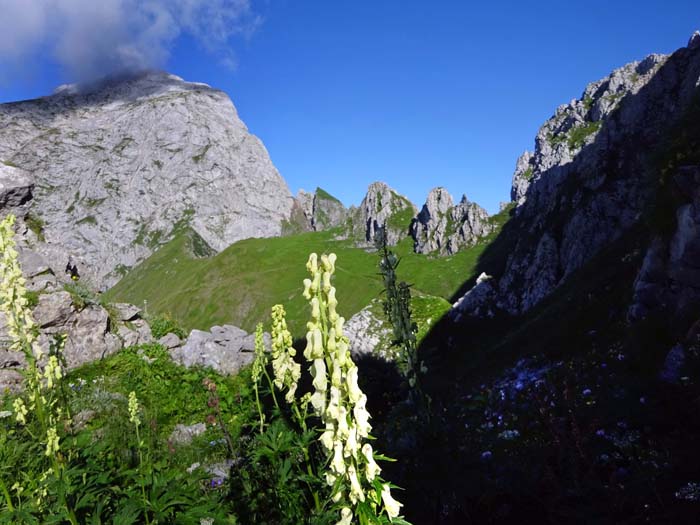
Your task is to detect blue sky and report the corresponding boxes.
[1,0,698,213]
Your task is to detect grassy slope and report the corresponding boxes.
[105,207,513,336]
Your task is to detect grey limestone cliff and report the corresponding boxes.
[0,71,294,288]
[454,33,700,318]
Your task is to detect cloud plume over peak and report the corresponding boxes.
[0,0,261,85]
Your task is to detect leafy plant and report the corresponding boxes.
[149,313,187,339]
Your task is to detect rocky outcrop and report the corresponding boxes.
[352,182,416,245]
[507,52,669,209]
[295,187,349,231]
[450,273,497,320]
[452,34,700,318]
[170,324,266,375]
[510,151,534,205]
[0,163,33,210]
[0,71,294,288]
[629,166,700,326]
[1,199,153,391]
[344,301,393,359]
[411,187,493,255]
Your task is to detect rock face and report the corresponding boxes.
[352,182,416,245]
[295,188,349,231]
[1,185,152,391]
[410,187,492,254]
[0,71,294,288]
[510,151,534,205]
[629,166,700,326]
[453,35,700,318]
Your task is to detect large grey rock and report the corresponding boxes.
[344,302,393,359]
[18,248,51,278]
[351,182,416,245]
[171,324,262,375]
[0,163,33,210]
[117,319,153,348]
[33,291,75,328]
[113,303,141,322]
[0,71,294,288]
[450,273,497,320]
[411,187,492,254]
[158,332,182,349]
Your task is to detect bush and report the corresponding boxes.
[149,313,187,339]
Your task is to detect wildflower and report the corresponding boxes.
[301,252,401,522]
[582,388,592,396]
[128,391,140,426]
[336,507,353,525]
[251,323,267,383]
[381,484,403,518]
[44,355,62,389]
[362,444,381,481]
[347,465,365,503]
[481,450,493,460]
[0,214,42,359]
[45,426,59,456]
[270,304,301,404]
[13,398,28,425]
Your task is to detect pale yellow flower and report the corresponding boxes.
[381,484,403,519]
[45,426,59,457]
[128,391,140,426]
[347,465,365,503]
[362,444,381,481]
[13,398,28,425]
[336,507,352,525]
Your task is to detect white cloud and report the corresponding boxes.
[0,0,261,83]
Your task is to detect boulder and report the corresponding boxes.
[171,325,264,375]
[0,163,33,210]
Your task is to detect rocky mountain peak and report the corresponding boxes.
[689,30,700,49]
[411,187,492,255]
[0,71,293,288]
[352,182,416,245]
[292,187,348,232]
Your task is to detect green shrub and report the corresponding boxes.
[149,313,187,339]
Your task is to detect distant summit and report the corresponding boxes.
[0,71,293,287]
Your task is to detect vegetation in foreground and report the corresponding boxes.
[0,214,411,524]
